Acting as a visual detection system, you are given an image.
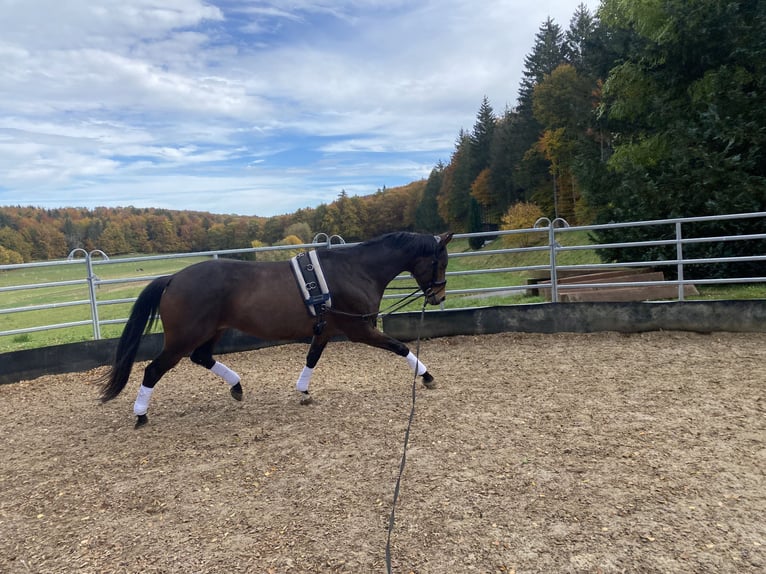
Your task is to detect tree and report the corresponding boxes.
[415,163,448,232]
[99,222,130,255]
[0,226,32,261]
[516,17,568,220]
[320,190,365,241]
[593,0,766,277]
[488,108,528,216]
[469,96,496,176]
[564,3,597,72]
[0,244,23,264]
[518,17,566,117]
[145,216,179,253]
[532,63,595,222]
[285,222,313,243]
[260,217,286,245]
[501,202,546,247]
[22,220,67,260]
[362,183,422,236]
[438,131,474,231]
[467,198,485,249]
[470,168,493,209]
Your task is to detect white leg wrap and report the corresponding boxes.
[406,351,427,376]
[211,361,241,387]
[133,385,155,416]
[295,366,313,393]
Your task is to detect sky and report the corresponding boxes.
[0,0,591,217]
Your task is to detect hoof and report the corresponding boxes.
[135,414,149,429]
[299,391,314,406]
[422,372,437,389]
[230,383,243,401]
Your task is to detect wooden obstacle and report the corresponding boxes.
[528,268,699,302]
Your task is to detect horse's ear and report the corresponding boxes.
[436,232,453,245]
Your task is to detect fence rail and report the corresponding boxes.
[1,212,764,348]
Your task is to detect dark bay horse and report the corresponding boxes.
[99,231,453,427]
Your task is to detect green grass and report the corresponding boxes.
[2,237,764,353]
[0,255,209,353]
[384,231,602,311]
[687,283,766,301]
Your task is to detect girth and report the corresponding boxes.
[290,250,332,318]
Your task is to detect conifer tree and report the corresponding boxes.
[415,163,447,232]
[516,17,568,219]
[469,96,496,176]
[518,17,566,117]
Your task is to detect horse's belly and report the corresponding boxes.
[227,302,315,340]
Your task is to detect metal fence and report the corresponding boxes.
[1,211,764,348]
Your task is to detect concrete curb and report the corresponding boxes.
[381,300,766,340]
[2,300,764,385]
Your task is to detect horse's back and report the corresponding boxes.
[161,258,315,340]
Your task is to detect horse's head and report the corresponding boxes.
[412,232,453,305]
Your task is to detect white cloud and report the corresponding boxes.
[0,0,591,216]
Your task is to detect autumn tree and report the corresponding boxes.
[470,168,493,211]
[363,183,421,236]
[285,222,313,243]
[320,190,366,241]
[99,222,130,255]
[0,225,32,261]
[532,63,595,222]
[145,215,179,253]
[0,244,23,264]
[501,202,546,247]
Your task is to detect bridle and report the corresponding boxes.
[422,241,447,303]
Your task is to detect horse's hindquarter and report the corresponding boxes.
[162,259,315,342]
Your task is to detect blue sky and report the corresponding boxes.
[0,0,591,217]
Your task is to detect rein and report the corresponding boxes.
[385,297,428,574]
[325,287,424,320]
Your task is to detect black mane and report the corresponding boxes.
[361,232,437,256]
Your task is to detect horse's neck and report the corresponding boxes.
[332,245,415,289]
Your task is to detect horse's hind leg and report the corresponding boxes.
[189,332,243,401]
[134,350,183,428]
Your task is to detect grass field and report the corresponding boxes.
[2,234,764,353]
[1,254,211,352]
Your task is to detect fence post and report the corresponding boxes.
[676,221,685,301]
[549,224,559,302]
[68,248,109,340]
[547,218,570,303]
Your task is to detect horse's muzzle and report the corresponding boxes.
[427,292,445,305]
[425,284,446,305]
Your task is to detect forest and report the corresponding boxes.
[1,0,764,267]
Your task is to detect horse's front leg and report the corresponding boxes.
[295,336,328,405]
[344,324,437,389]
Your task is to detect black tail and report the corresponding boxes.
[99,276,172,402]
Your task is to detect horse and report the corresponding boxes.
[98,231,453,428]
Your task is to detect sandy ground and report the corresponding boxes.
[1,331,764,574]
